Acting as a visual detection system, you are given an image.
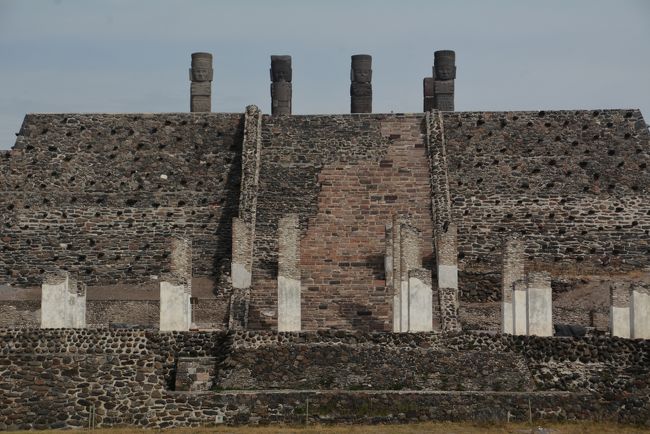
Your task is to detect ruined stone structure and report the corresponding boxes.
[1,51,650,428]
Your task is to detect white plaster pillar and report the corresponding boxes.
[526,272,553,337]
[400,222,421,332]
[231,217,253,289]
[159,236,192,331]
[630,285,650,339]
[41,273,68,328]
[501,237,524,334]
[160,279,191,331]
[41,271,86,329]
[512,281,528,336]
[408,268,433,332]
[610,283,630,338]
[277,214,301,331]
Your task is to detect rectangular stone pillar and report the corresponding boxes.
[512,281,528,336]
[631,285,650,339]
[391,214,403,332]
[160,236,192,331]
[436,224,461,332]
[278,214,301,332]
[408,268,432,332]
[68,280,86,329]
[610,283,630,338]
[41,271,86,329]
[502,238,524,334]
[384,222,393,287]
[231,217,252,289]
[526,272,553,337]
[160,279,191,331]
[400,222,421,332]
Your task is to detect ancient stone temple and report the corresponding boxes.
[1,50,649,429]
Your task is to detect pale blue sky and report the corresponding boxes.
[1,0,649,148]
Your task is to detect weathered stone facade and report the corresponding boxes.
[1,328,649,429]
[1,108,649,333]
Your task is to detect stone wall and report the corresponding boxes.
[444,110,650,301]
[1,328,649,429]
[1,109,649,331]
[0,113,243,285]
[249,114,434,331]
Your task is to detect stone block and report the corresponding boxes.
[408,269,432,332]
[433,80,454,94]
[190,81,211,96]
[41,271,86,329]
[159,278,191,332]
[190,95,211,113]
[526,272,553,337]
[610,306,630,338]
[271,82,292,116]
[433,50,456,80]
[423,77,434,96]
[278,214,300,331]
[434,93,454,111]
[175,357,216,392]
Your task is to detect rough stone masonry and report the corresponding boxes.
[0,52,649,336]
[0,50,650,430]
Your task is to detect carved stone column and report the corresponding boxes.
[270,55,292,115]
[189,52,213,112]
[350,54,372,113]
[433,50,455,111]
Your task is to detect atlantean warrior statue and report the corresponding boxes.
[270,55,292,115]
[350,54,372,113]
[189,52,213,112]
[432,50,456,111]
